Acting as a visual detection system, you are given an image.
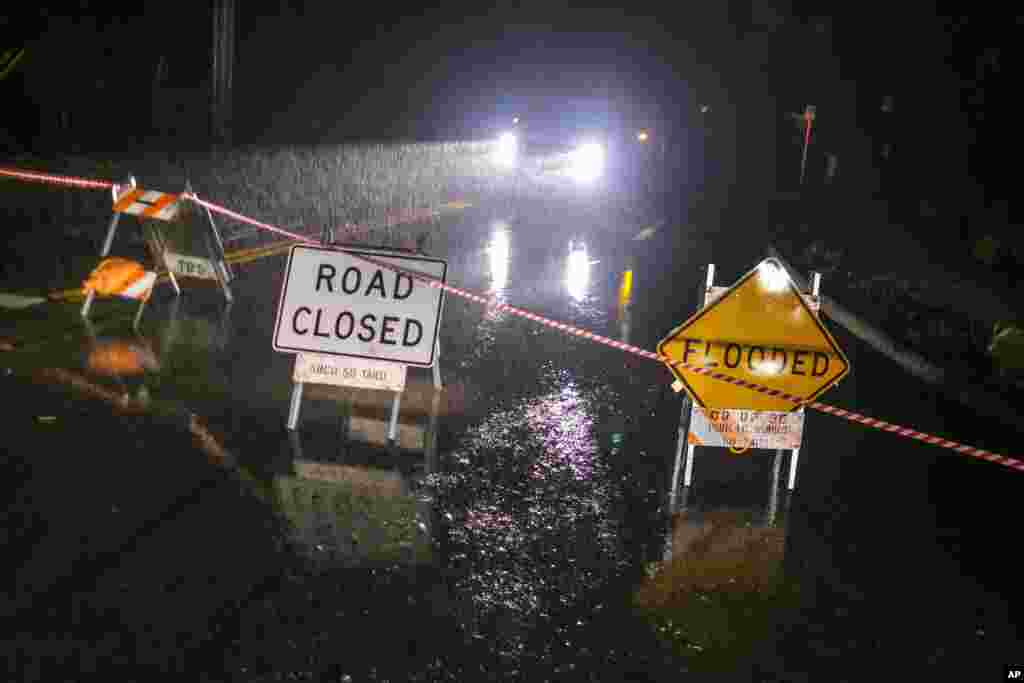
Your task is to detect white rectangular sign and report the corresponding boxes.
[293,353,407,392]
[689,406,805,451]
[273,245,446,367]
[165,251,219,280]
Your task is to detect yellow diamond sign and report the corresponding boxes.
[657,258,850,412]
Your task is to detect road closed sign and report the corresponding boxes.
[273,245,446,367]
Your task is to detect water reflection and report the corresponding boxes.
[525,382,596,481]
[647,458,797,665]
[273,454,430,569]
[80,316,160,401]
[665,449,793,561]
[565,240,593,302]
[487,223,511,296]
[85,335,160,377]
[159,296,233,354]
[274,389,443,570]
[616,257,635,345]
[432,382,625,650]
[484,223,511,329]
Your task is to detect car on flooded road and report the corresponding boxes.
[492,96,664,190]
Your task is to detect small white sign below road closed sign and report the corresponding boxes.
[164,251,219,280]
[273,245,447,367]
[293,352,407,392]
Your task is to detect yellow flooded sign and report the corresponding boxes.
[657,258,850,412]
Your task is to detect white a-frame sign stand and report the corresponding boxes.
[81,176,179,325]
[81,176,233,325]
[286,337,443,442]
[668,264,823,524]
[168,180,235,303]
[282,232,446,445]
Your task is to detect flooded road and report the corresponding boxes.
[4,188,1022,680]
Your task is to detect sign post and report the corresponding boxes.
[799,104,816,186]
[662,259,847,505]
[668,263,714,514]
[160,180,234,303]
[81,177,234,322]
[275,243,447,435]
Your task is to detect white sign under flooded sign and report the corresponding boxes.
[273,245,446,367]
[164,251,219,280]
[688,406,805,451]
[293,353,407,392]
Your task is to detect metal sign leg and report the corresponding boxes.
[287,381,305,431]
[186,183,233,303]
[201,191,234,281]
[682,443,696,488]
[668,266,713,511]
[150,224,181,296]
[387,390,402,443]
[81,212,121,318]
[664,485,691,562]
[80,290,96,320]
[218,300,233,349]
[787,447,801,491]
[165,257,182,296]
[336,392,352,461]
[132,291,151,333]
[288,428,304,461]
[432,339,443,391]
[768,449,783,526]
[425,390,441,471]
[668,400,690,513]
[202,221,233,303]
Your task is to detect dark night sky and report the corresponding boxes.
[3,4,1018,200]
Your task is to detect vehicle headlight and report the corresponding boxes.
[568,141,604,183]
[493,131,518,167]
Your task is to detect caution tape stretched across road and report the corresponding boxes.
[183,193,1024,473]
[2,164,1021,473]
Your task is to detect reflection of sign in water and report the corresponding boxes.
[274,464,432,566]
[688,407,804,451]
[273,245,446,367]
[164,251,219,280]
[293,460,404,497]
[293,353,407,392]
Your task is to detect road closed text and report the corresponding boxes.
[273,246,447,366]
[293,264,423,345]
[291,307,423,346]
